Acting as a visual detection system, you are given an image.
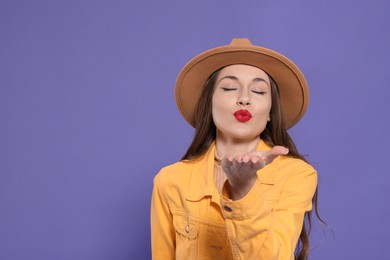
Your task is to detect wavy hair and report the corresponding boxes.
[182,67,322,260]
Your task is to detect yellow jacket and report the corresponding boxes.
[151,140,317,260]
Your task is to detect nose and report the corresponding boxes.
[236,97,251,107]
[237,100,251,106]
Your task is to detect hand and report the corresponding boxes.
[221,146,288,200]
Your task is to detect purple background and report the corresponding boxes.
[1,0,389,259]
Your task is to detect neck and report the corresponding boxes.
[215,132,260,158]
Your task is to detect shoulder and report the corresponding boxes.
[277,156,316,172]
[273,156,317,184]
[153,160,195,188]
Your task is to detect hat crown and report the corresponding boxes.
[230,38,253,46]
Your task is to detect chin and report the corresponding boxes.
[227,131,262,141]
[216,123,265,141]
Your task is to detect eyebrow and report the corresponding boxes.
[217,75,269,85]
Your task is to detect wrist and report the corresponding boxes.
[227,176,257,200]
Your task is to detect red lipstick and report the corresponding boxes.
[234,110,252,122]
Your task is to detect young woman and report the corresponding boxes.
[151,38,318,260]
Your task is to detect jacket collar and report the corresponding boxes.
[186,139,276,202]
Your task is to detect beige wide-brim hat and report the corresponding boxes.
[175,38,309,129]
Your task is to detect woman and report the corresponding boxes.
[151,38,318,260]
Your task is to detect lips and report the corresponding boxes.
[234,109,252,122]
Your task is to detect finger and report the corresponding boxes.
[234,157,244,166]
[226,155,234,162]
[237,156,263,171]
[250,156,260,164]
[221,155,234,169]
[234,155,244,163]
[251,159,264,170]
[242,154,251,163]
[271,146,289,156]
[264,146,288,162]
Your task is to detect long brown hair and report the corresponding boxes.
[182,67,321,260]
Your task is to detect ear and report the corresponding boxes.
[267,115,271,122]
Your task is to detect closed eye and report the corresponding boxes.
[222,87,237,91]
[252,90,266,95]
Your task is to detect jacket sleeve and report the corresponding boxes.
[150,169,175,260]
[219,161,317,260]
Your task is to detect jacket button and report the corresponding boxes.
[223,205,232,212]
[185,225,189,233]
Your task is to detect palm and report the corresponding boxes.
[221,146,288,199]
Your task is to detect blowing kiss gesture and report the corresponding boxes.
[221,146,289,200]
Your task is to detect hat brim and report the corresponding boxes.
[175,41,309,129]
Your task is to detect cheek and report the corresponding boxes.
[211,97,230,126]
[253,99,272,122]
[211,101,223,124]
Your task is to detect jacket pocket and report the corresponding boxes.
[173,214,199,259]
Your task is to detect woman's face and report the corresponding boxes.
[212,64,272,142]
